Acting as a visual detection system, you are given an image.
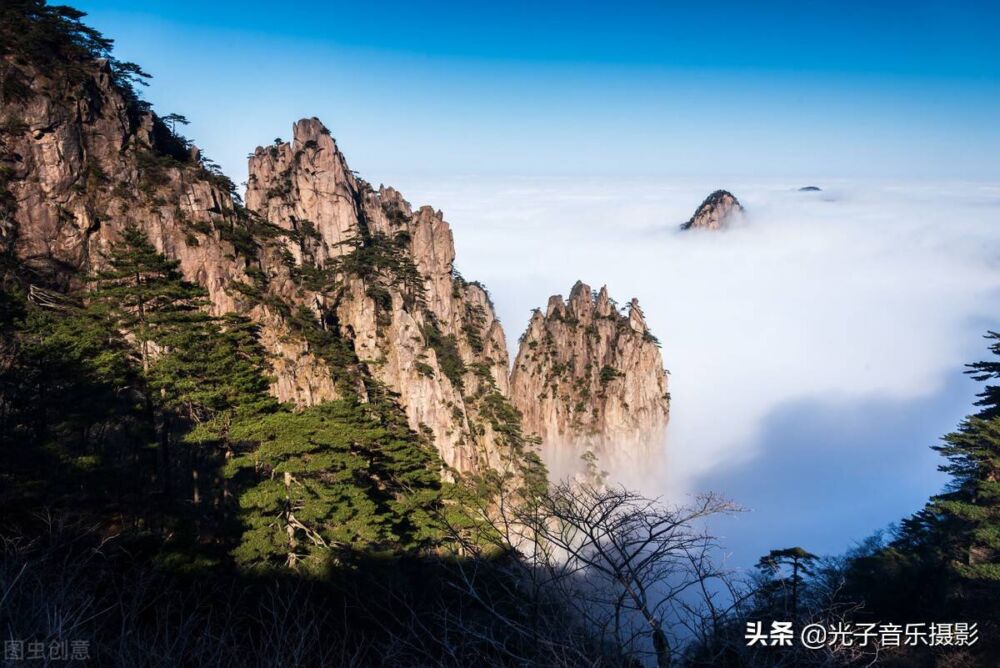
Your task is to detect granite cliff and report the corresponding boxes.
[510,282,670,471]
[1,43,667,482]
[0,55,529,475]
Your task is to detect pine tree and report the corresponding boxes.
[352,393,444,549]
[931,331,1000,582]
[224,391,449,573]
[966,331,1000,419]
[87,225,213,499]
[163,314,279,514]
[225,402,385,572]
[755,547,819,621]
[89,224,210,375]
[0,270,157,527]
[154,313,276,426]
[842,332,1000,624]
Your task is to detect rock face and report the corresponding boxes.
[245,119,515,472]
[509,282,670,470]
[0,57,525,475]
[680,190,744,230]
[0,59,339,406]
[2,50,666,481]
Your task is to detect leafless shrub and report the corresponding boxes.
[440,479,744,667]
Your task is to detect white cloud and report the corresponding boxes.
[388,176,1000,502]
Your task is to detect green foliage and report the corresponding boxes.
[462,301,487,354]
[89,224,209,371]
[422,318,466,391]
[226,400,444,572]
[3,222,449,578]
[451,268,495,308]
[0,280,149,512]
[599,365,623,386]
[580,450,607,487]
[0,0,150,104]
[165,314,278,430]
[225,404,382,571]
[755,547,819,617]
[967,331,1000,418]
[263,166,293,200]
[285,303,367,395]
[928,331,1000,583]
[331,232,426,311]
[836,331,1000,628]
[215,215,261,260]
[381,199,409,226]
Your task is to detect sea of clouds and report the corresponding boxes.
[387,175,1000,562]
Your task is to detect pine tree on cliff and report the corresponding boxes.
[0,0,150,105]
[225,400,444,572]
[225,404,376,571]
[156,313,276,427]
[356,393,446,550]
[842,333,1000,623]
[87,225,212,496]
[166,313,278,511]
[89,224,210,375]
[931,331,1000,583]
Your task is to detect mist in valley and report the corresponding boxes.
[383,174,1000,568]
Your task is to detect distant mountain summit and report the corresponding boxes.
[798,186,822,192]
[680,190,744,230]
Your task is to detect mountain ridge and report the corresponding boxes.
[1,33,670,481]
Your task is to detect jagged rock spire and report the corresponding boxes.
[244,118,515,472]
[510,281,669,470]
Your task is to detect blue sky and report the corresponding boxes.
[73,0,1000,182]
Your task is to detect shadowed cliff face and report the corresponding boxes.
[1,56,524,474]
[510,281,670,476]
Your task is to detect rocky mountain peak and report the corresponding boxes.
[1,48,528,477]
[628,298,648,333]
[2,15,660,483]
[243,119,520,472]
[595,285,614,317]
[510,282,669,472]
[681,189,744,231]
[245,118,361,266]
[292,116,332,146]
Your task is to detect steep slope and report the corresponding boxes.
[681,189,744,230]
[510,281,669,469]
[0,56,342,406]
[0,52,532,475]
[245,118,522,472]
